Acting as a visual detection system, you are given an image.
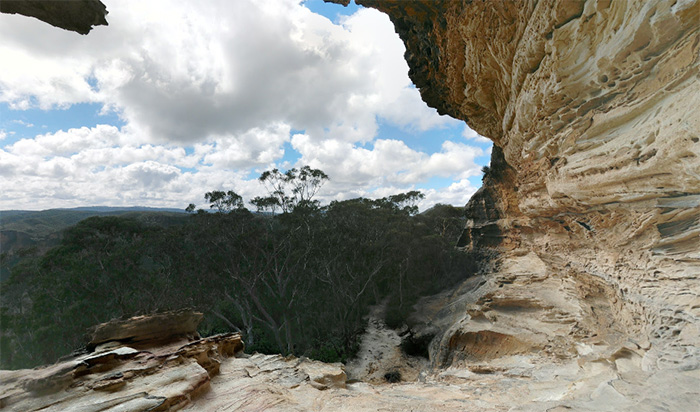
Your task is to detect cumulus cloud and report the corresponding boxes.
[462,124,492,143]
[0,123,483,210]
[121,161,181,189]
[0,0,453,144]
[0,45,98,110]
[8,125,123,157]
[420,179,480,209]
[292,134,483,186]
[202,123,291,169]
[0,0,487,211]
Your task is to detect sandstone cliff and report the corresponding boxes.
[360,0,699,371]
[356,0,700,409]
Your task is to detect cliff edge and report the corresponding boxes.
[358,0,699,409]
[358,0,699,373]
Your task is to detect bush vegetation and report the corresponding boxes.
[0,167,474,369]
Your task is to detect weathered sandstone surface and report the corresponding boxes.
[0,311,243,411]
[356,0,700,409]
[3,309,697,411]
[365,0,700,363]
[1,0,699,410]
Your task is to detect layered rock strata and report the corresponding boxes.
[0,312,355,412]
[4,311,697,411]
[350,0,700,407]
[0,311,244,411]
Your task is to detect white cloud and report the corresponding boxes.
[11,120,34,127]
[291,133,483,209]
[120,161,181,189]
[7,125,121,157]
[462,124,492,143]
[420,179,480,209]
[0,148,23,177]
[0,125,290,210]
[0,46,98,110]
[0,122,483,210]
[202,123,291,169]
[0,0,487,211]
[0,0,454,145]
[293,134,483,186]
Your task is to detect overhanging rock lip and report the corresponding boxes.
[0,0,109,34]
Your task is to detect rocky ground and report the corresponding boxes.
[2,307,697,411]
[344,303,429,384]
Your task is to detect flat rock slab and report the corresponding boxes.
[88,310,203,350]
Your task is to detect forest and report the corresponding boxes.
[0,167,477,369]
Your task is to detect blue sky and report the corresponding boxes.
[305,0,361,21]
[0,103,125,143]
[0,0,491,211]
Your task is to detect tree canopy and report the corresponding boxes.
[0,167,477,369]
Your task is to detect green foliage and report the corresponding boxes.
[250,195,280,214]
[418,203,467,242]
[0,209,187,281]
[1,216,192,367]
[375,190,425,215]
[258,166,328,213]
[204,190,245,213]
[1,169,477,370]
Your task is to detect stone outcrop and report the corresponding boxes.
[0,312,358,412]
[87,310,204,351]
[0,0,108,34]
[360,0,700,366]
[4,310,697,411]
[0,311,244,411]
[350,0,700,409]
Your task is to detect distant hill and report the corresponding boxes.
[0,207,188,280]
[1,207,185,239]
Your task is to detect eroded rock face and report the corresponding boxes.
[0,312,359,412]
[0,311,244,411]
[87,310,204,350]
[359,0,699,374]
[342,0,700,408]
[3,310,699,411]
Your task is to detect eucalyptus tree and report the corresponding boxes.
[257,166,329,213]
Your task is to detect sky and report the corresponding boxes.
[0,0,492,211]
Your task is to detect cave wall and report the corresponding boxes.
[358,0,700,372]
